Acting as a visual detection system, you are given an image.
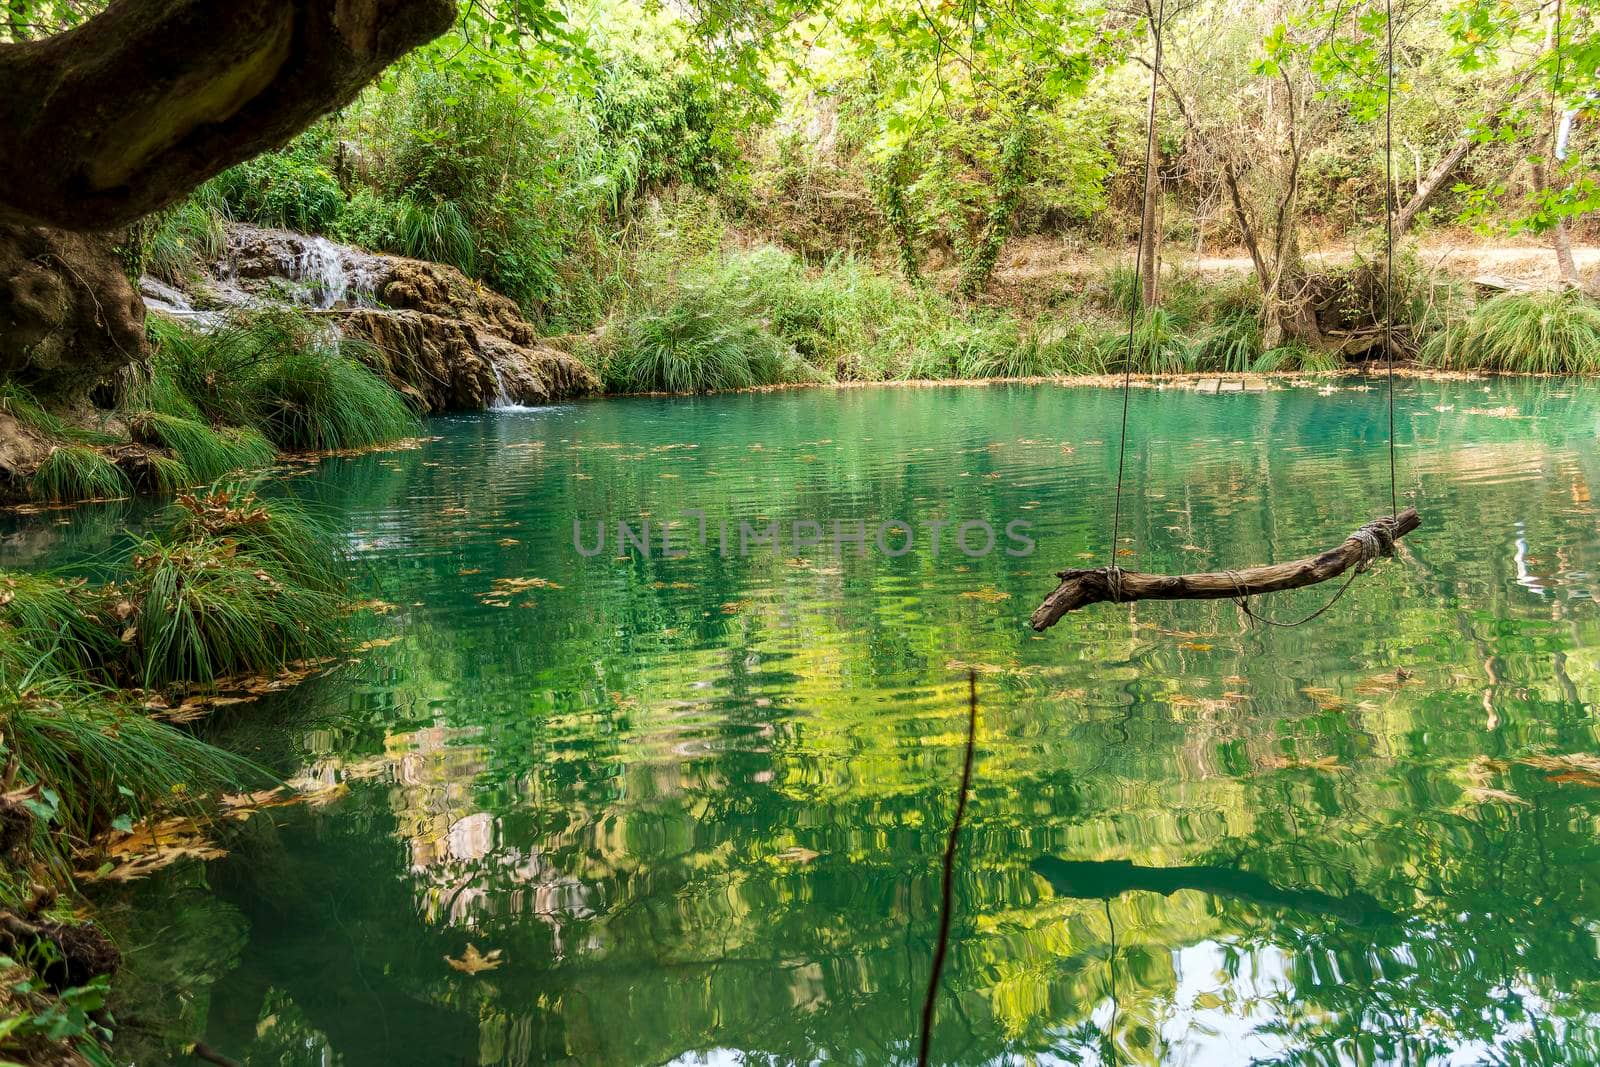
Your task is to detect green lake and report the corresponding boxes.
[11,380,1600,1066]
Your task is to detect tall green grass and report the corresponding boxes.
[146,313,417,452]
[30,446,131,503]
[129,413,275,484]
[604,270,822,393]
[1420,290,1600,374]
[0,671,253,843]
[0,573,117,675]
[249,339,416,450]
[1097,307,1192,373]
[145,185,231,285]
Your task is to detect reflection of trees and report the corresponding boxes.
[103,382,1600,1065]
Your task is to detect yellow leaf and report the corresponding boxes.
[446,943,503,975]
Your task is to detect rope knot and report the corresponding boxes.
[1349,521,1395,574]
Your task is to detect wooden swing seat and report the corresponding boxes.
[1030,507,1420,632]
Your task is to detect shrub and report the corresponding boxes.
[145,314,416,453]
[212,129,345,233]
[30,446,130,503]
[158,480,344,594]
[606,283,819,394]
[1420,290,1600,374]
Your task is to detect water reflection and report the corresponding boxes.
[15,380,1596,1066]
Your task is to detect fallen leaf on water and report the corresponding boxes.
[773,846,820,864]
[960,587,1011,602]
[1518,753,1600,776]
[1177,641,1213,652]
[353,637,402,651]
[446,944,503,975]
[496,538,520,546]
[1546,770,1600,788]
[1460,786,1531,807]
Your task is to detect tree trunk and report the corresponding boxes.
[0,0,455,230]
[1394,73,1531,234]
[0,222,147,402]
[1139,174,1162,308]
[1137,16,1164,308]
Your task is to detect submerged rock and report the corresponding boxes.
[148,224,600,411]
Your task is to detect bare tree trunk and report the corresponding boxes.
[1396,73,1532,233]
[1533,8,1582,289]
[1139,153,1162,307]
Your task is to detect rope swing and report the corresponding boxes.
[920,5,1420,1065]
[1029,0,1420,633]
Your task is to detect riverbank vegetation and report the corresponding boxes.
[1,315,417,503]
[134,0,1600,394]
[0,479,367,1063]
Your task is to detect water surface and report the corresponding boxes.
[19,380,1600,1066]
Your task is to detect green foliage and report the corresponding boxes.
[212,128,345,234]
[129,413,275,485]
[145,184,230,285]
[1188,309,1263,373]
[606,284,817,394]
[389,197,478,275]
[1420,290,1600,374]
[0,382,70,438]
[1251,342,1342,373]
[0,573,117,676]
[248,336,417,451]
[146,314,417,454]
[1098,308,1193,373]
[30,446,130,503]
[0,673,249,840]
[126,532,338,690]
[0,964,116,1063]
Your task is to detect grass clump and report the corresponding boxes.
[1420,290,1600,374]
[30,446,130,503]
[1188,309,1262,373]
[129,413,275,485]
[124,485,345,688]
[0,573,118,675]
[0,671,252,844]
[605,277,820,394]
[146,313,417,453]
[249,338,416,451]
[1098,307,1193,374]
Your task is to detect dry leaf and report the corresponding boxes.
[446,944,503,975]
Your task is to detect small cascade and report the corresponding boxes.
[290,236,377,309]
[487,359,534,412]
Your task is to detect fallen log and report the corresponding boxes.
[1030,507,1420,632]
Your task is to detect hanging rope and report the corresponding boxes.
[1107,0,1167,576]
[1103,0,1402,629]
[917,670,978,1067]
[1383,0,1398,519]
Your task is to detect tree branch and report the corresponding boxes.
[1030,507,1420,631]
[0,0,456,229]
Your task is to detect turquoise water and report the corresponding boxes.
[24,379,1600,1066]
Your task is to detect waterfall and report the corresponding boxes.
[487,360,534,412]
[289,237,378,309]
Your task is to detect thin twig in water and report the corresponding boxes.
[917,669,978,1067]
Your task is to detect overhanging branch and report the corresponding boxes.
[0,0,456,229]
